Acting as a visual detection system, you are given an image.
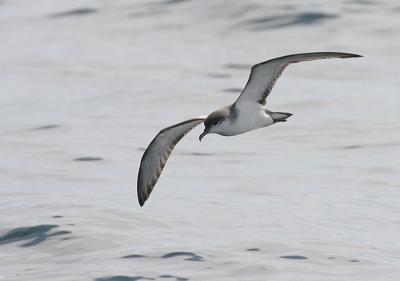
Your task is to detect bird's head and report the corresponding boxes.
[199,110,226,142]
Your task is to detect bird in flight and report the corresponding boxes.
[137,52,362,206]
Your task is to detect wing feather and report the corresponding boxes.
[234,52,362,107]
[137,117,206,206]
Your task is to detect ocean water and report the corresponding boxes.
[0,0,399,280]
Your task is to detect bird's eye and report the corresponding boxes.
[213,121,218,126]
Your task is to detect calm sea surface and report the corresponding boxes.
[0,1,399,280]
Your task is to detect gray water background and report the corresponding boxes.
[0,0,399,280]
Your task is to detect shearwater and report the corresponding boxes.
[137,52,362,206]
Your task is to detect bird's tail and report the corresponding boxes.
[270,111,293,123]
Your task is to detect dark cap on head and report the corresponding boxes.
[200,106,231,142]
[204,109,227,128]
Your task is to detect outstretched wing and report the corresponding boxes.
[137,117,206,206]
[234,52,362,107]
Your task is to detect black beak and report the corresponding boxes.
[199,130,208,142]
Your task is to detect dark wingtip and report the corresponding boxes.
[344,53,363,58]
[138,197,145,207]
[137,190,146,207]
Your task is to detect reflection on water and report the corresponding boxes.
[73,157,104,161]
[122,251,204,262]
[95,275,188,281]
[122,254,147,259]
[49,8,98,18]
[31,125,61,131]
[245,12,338,30]
[223,63,251,70]
[95,276,154,281]
[0,225,71,247]
[206,72,231,79]
[280,255,308,260]
[223,88,243,94]
[159,274,188,281]
[246,248,260,251]
[0,0,398,280]
[161,251,204,261]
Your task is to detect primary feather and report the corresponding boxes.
[234,52,362,107]
[137,117,206,206]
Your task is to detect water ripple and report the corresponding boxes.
[49,8,98,18]
[0,225,71,247]
[245,12,338,30]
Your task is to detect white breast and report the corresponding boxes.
[217,103,274,136]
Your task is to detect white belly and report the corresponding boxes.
[217,105,274,136]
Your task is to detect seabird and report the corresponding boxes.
[137,52,362,206]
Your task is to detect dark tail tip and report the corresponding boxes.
[271,112,293,123]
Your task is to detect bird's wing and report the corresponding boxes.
[137,117,206,206]
[234,52,362,107]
